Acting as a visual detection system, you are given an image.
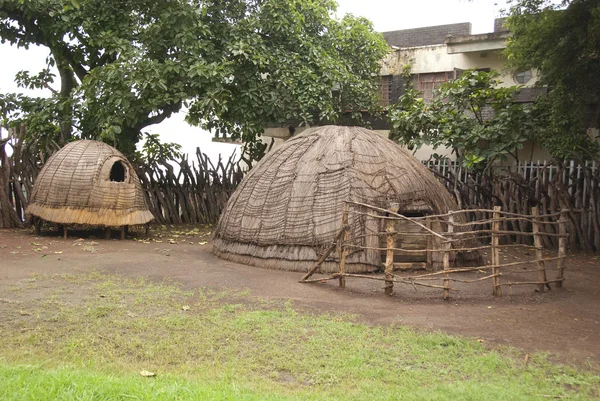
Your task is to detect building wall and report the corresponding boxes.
[380,45,538,88]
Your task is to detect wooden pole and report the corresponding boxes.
[338,205,349,288]
[144,223,150,238]
[384,205,397,296]
[442,214,454,300]
[63,225,68,240]
[555,209,568,288]
[425,216,432,271]
[34,217,42,236]
[492,206,502,296]
[532,207,547,293]
[105,227,111,240]
[121,226,126,240]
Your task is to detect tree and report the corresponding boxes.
[0,0,388,157]
[506,0,600,160]
[387,69,534,170]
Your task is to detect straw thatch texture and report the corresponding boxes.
[26,140,153,226]
[212,125,470,273]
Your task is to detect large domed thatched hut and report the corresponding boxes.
[26,140,153,227]
[212,125,471,273]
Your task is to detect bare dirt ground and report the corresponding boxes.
[1,226,599,368]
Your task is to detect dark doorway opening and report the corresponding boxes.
[109,161,126,182]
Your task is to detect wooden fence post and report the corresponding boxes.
[384,205,397,296]
[555,209,568,288]
[338,205,349,288]
[425,216,432,271]
[491,206,502,296]
[442,213,454,300]
[531,207,547,293]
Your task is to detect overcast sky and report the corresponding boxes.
[0,0,507,161]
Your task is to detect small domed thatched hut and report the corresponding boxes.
[26,140,153,227]
[212,126,470,273]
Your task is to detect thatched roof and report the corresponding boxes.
[212,125,467,273]
[26,140,153,226]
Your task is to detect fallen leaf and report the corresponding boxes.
[41,254,47,258]
[0,298,20,304]
[54,251,63,254]
[140,370,156,377]
[198,241,207,245]
[181,305,190,311]
[487,306,492,309]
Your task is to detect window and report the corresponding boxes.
[514,70,532,84]
[415,72,452,101]
[378,75,393,107]
[109,161,126,182]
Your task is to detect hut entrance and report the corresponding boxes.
[380,211,430,270]
[109,161,126,182]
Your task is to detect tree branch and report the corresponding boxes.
[134,102,183,131]
[43,83,58,95]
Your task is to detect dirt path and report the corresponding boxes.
[1,228,599,367]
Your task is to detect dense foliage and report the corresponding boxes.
[0,0,388,157]
[388,69,534,170]
[506,0,600,160]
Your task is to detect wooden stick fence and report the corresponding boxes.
[300,203,569,300]
[0,125,247,228]
[424,158,599,252]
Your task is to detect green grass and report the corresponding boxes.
[0,271,598,400]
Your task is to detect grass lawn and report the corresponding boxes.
[0,271,598,400]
